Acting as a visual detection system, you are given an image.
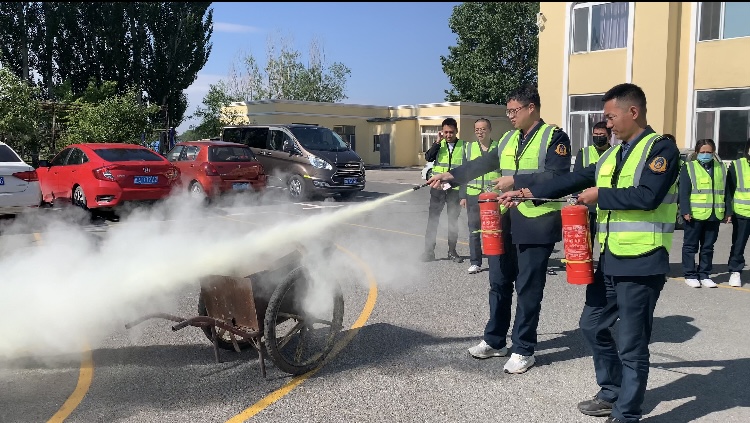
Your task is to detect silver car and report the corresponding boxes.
[0,142,42,215]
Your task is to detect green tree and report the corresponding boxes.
[441,2,540,104]
[226,34,351,102]
[62,86,160,145]
[190,81,244,139]
[0,68,44,158]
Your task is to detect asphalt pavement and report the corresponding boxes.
[1,169,748,423]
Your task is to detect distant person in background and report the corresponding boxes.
[574,121,612,243]
[725,141,750,287]
[459,118,499,274]
[679,139,726,289]
[421,117,465,263]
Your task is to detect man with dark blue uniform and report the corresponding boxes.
[497,83,680,423]
[426,85,572,374]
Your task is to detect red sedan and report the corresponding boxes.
[166,140,267,198]
[36,143,180,210]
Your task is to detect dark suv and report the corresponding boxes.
[221,124,365,200]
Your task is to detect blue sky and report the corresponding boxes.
[178,2,463,133]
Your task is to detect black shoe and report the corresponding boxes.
[578,396,613,417]
[447,251,464,263]
[605,417,624,423]
[420,251,436,262]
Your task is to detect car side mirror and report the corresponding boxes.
[38,159,50,168]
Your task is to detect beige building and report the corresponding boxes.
[221,100,514,167]
[538,2,750,161]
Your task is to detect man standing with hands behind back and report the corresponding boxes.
[421,118,465,263]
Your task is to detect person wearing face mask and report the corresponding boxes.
[679,139,726,289]
[575,121,612,243]
[724,141,750,287]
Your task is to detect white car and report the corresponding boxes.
[0,142,42,215]
[421,161,434,180]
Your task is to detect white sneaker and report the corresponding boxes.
[467,265,481,274]
[468,340,507,359]
[729,272,742,287]
[684,278,701,288]
[700,278,717,288]
[503,353,536,374]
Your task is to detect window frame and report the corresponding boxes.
[698,2,750,42]
[420,125,441,153]
[571,2,630,54]
[568,94,607,157]
[693,87,750,161]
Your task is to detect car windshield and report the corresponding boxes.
[289,127,349,152]
[92,148,164,162]
[0,145,21,162]
[209,146,257,162]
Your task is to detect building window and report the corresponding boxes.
[568,94,606,157]
[373,134,381,152]
[699,2,750,41]
[420,125,440,153]
[572,2,629,53]
[695,88,750,160]
[333,125,356,151]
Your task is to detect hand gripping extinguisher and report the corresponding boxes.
[561,204,594,284]
[477,192,504,255]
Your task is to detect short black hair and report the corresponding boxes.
[602,83,647,112]
[441,117,458,130]
[474,118,492,130]
[507,85,541,109]
[592,121,611,136]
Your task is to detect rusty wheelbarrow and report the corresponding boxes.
[125,249,345,377]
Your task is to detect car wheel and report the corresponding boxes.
[72,185,88,210]
[189,181,208,202]
[287,175,309,200]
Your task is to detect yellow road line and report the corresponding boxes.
[47,345,94,423]
[668,276,750,292]
[225,245,378,423]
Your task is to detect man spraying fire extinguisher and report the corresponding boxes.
[498,83,680,423]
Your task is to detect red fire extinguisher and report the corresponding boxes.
[478,192,504,255]
[561,204,594,285]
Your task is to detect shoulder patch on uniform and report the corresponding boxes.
[649,156,668,173]
[555,143,568,156]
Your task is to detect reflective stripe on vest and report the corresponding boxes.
[686,160,726,220]
[733,158,750,218]
[496,124,559,218]
[432,139,465,190]
[595,134,678,256]
[465,139,500,196]
[581,145,602,167]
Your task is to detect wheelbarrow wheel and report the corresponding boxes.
[197,296,254,351]
[263,266,344,375]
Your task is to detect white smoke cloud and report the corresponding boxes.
[0,184,424,362]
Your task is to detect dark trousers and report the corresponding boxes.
[466,194,482,266]
[579,259,666,423]
[729,217,750,273]
[682,219,720,279]
[424,187,461,253]
[483,212,518,349]
[484,239,554,356]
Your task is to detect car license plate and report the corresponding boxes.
[134,176,158,185]
[0,177,4,185]
[344,177,357,185]
[233,182,250,190]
